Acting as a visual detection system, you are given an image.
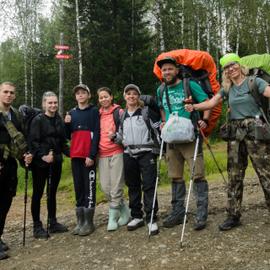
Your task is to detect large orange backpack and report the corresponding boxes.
[153,49,222,137]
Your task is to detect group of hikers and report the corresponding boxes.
[0,51,270,260]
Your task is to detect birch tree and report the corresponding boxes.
[75,0,83,83]
[14,0,42,104]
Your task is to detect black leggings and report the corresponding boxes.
[31,162,62,222]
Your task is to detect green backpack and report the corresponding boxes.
[0,107,27,159]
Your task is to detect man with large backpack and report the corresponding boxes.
[156,57,210,230]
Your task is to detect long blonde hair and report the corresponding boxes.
[222,65,249,92]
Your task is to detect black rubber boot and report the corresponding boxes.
[72,207,85,235]
[219,216,241,231]
[163,181,186,228]
[33,221,49,239]
[49,218,68,233]
[0,240,9,260]
[79,208,95,236]
[193,179,208,230]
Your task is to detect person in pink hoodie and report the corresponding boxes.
[97,87,130,231]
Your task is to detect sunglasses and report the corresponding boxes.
[223,62,239,70]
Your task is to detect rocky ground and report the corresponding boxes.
[1,177,270,270]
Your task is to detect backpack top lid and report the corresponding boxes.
[153,49,220,95]
[18,104,42,134]
[240,54,270,75]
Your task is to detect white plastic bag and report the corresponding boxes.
[161,113,195,143]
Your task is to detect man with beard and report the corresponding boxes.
[156,57,210,230]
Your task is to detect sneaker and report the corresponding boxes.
[127,218,144,231]
[194,220,206,231]
[219,217,241,231]
[49,221,68,234]
[0,239,9,251]
[148,222,159,236]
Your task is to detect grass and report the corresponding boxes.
[16,141,256,203]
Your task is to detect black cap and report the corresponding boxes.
[157,57,178,68]
[73,84,90,94]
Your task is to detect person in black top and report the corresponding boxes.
[0,82,32,260]
[29,91,69,239]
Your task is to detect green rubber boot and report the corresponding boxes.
[107,208,120,231]
[118,202,130,226]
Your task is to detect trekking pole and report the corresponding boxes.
[22,166,29,246]
[46,150,53,239]
[180,133,200,248]
[148,139,164,239]
[200,129,228,187]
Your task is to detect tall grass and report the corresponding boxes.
[16,141,256,203]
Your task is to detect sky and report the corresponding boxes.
[0,0,53,43]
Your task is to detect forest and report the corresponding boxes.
[0,0,269,117]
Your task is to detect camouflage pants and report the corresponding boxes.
[227,139,270,218]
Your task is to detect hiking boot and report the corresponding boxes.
[163,181,186,228]
[163,212,185,228]
[127,218,144,231]
[0,238,9,251]
[72,207,84,235]
[118,202,130,226]
[219,217,241,231]
[33,221,49,239]
[194,220,207,231]
[148,222,159,236]
[49,218,68,233]
[0,246,8,260]
[107,208,120,231]
[79,208,95,236]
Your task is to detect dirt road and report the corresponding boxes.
[1,177,270,270]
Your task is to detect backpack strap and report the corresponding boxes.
[158,83,166,109]
[248,76,262,106]
[119,109,127,133]
[141,106,160,146]
[248,76,270,126]
[112,107,121,131]
[164,84,172,114]
[182,77,200,128]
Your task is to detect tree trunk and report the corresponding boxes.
[181,0,185,48]
[75,0,83,84]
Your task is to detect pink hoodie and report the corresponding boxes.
[99,104,123,158]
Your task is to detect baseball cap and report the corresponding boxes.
[157,56,178,68]
[73,84,90,94]
[123,83,141,95]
